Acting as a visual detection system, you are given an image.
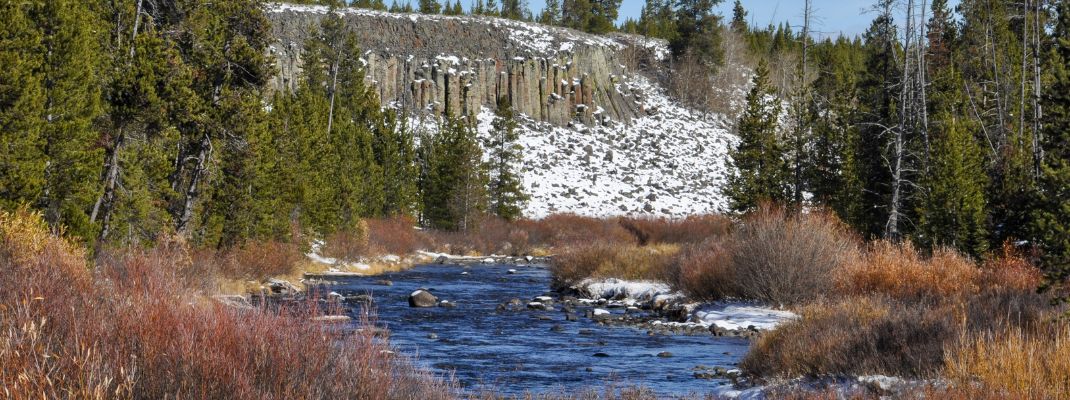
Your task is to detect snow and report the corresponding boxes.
[306,240,371,270]
[592,308,610,316]
[267,3,622,57]
[471,73,736,219]
[578,278,676,302]
[692,303,798,331]
[271,3,739,219]
[411,289,428,297]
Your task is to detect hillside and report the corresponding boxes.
[266,3,738,218]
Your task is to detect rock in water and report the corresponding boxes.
[408,290,438,307]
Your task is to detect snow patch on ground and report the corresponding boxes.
[578,278,676,302]
[306,240,371,270]
[692,303,798,331]
[576,278,796,332]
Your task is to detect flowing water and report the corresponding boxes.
[322,263,749,397]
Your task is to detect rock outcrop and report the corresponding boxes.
[265,3,667,126]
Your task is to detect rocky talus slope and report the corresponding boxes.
[266,3,739,217]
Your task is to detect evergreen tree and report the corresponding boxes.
[808,37,863,220]
[501,0,528,20]
[419,0,441,14]
[540,0,562,25]
[730,0,747,32]
[486,98,528,221]
[472,0,486,15]
[0,2,45,215]
[1034,0,1070,284]
[28,0,105,241]
[420,117,488,231]
[726,60,788,212]
[919,109,989,257]
[562,0,620,34]
[851,0,899,239]
[671,0,724,69]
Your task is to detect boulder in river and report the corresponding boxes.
[408,290,438,307]
[267,278,299,295]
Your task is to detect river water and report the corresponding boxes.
[322,262,749,397]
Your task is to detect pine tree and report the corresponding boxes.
[671,0,724,69]
[726,60,788,212]
[808,37,864,220]
[419,0,442,14]
[486,98,528,221]
[0,2,45,214]
[730,0,747,32]
[851,0,900,239]
[1034,0,1070,284]
[501,0,528,20]
[919,109,989,257]
[540,0,562,25]
[33,0,105,241]
[419,117,488,231]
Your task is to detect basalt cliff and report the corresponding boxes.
[265,3,737,218]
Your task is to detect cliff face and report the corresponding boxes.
[265,3,666,126]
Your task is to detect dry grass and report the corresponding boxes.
[741,296,955,379]
[944,326,1070,400]
[0,209,455,400]
[551,243,681,288]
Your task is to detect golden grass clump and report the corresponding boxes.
[944,326,1070,400]
[836,241,981,301]
[551,243,681,287]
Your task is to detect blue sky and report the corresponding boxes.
[507,0,962,38]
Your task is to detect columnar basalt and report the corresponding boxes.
[266,3,664,126]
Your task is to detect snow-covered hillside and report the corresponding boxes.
[474,75,737,219]
[268,3,741,218]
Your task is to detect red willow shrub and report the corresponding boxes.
[0,210,455,400]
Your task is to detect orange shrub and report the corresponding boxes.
[366,216,422,255]
[979,243,1044,291]
[322,221,370,262]
[837,241,981,301]
[551,243,680,288]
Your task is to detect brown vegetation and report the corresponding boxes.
[0,209,453,400]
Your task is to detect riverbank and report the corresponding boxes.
[548,206,1070,399]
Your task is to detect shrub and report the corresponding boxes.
[979,243,1044,292]
[741,296,954,379]
[225,240,302,280]
[837,241,981,301]
[366,216,422,255]
[521,214,635,248]
[551,243,680,288]
[0,210,455,400]
[944,326,1070,400]
[727,206,858,305]
[322,221,370,262]
[620,214,732,245]
[671,240,737,301]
